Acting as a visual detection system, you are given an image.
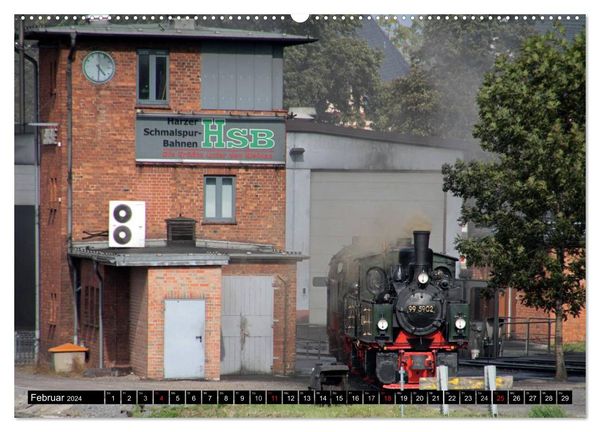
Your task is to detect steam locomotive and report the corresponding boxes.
[326,231,470,389]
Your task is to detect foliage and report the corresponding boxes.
[375,19,536,138]
[284,34,382,126]
[377,18,423,59]
[371,66,440,135]
[442,29,585,378]
[528,406,567,418]
[563,341,586,352]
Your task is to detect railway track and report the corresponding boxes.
[459,353,585,375]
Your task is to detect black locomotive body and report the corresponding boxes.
[326,231,470,388]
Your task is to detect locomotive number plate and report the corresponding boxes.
[407,305,436,313]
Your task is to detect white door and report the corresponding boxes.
[164,299,205,379]
[221,276,273,374]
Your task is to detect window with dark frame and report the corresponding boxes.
[204,176,236,223]
[137,50,169,105]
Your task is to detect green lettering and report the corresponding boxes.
[226,128,249,148]
[201,119,225,148]
[249,129,275,149]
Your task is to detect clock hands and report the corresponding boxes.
[96,63,107,80]
[85,52,114,83]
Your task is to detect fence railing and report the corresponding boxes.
[15,331,37,365]
[498,317,554,356]
[296,324,329,360]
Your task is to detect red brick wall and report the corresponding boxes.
[470,265,585,345]
[39,44,73,359]
[146,267,222,380]
[511,295,586,344]
[37,37,288,366]
[67,40,286,249]
[129,268,148,377]
[223,262,297,375]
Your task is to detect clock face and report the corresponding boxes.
[82,51,115,84]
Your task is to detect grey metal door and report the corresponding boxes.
[164,299,205,379]
[221,276,273,374]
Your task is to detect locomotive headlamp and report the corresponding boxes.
[377,318,389,331]
[417,271,429,285]
[455,317,467,330]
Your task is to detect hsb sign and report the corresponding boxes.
[201,119,275,149]
[136,115,285,164]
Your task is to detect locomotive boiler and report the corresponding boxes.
[326,231,470,389]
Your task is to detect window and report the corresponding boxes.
[137,50,168,105]
[204,176,236,223]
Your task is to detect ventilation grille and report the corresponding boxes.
[166,217,196,246]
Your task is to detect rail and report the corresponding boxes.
[296,324,329,360]
[498,316,555,356]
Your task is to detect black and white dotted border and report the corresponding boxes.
[16,14,584,22]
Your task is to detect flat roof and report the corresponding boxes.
[25,22,316,46]
[286,119,480,152]
[70,240,307,267]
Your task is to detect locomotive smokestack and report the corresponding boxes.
[413,231,430,268]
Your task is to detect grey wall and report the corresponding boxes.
[286,130,465,317]
[15,165,36,206]
[201,42,283,110]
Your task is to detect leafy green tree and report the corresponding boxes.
[284,33,382,126]
[377,19,535,138]
[442,29,585,380]
[370,65,440,135]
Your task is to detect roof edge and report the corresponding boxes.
[24,24,317,46]
[286,119,479,152]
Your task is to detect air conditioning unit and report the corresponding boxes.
[108,201,146,248]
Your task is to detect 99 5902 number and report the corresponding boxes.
[407,304,435,313]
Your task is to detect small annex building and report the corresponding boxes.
[26,20,313,380]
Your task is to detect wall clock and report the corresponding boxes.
[82,51,115,84]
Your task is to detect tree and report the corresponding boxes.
[281,20,382,126]
[442,28,585,380]
[377,18,423,60]
[376,19,535,138]
[370,65,440,136]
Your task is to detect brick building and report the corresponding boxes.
[468,266,585,349]
[26,20,312,379]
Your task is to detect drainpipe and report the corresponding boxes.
[507,287,512,338]
[66,32,78,344]
[18,20,25,133]
[94,261,104,369]
[27,51,40,361]
[277,275,289,375]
